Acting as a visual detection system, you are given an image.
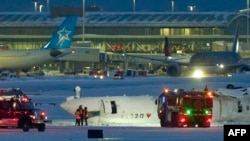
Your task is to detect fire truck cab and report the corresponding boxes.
[157,86,213,127]
[0,88,49,132]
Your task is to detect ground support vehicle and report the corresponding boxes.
[157,86,213,127]
[0,88,50,132]
[113,73,124,79]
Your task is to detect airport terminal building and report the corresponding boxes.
[0,9,249,74]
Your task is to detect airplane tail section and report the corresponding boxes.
[232,21,240,53]
[164,37,171,57]
[41,16,78,50]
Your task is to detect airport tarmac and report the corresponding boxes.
[0,126,223,141]
[0,74,249,141]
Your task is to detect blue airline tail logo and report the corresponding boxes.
[58,27,71,44]
[41,16,78,50]
[232,21,240,53]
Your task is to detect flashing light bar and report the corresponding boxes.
[163,88,169,93]
[207,92,213,98]
[21,97,29,103]
[186,109,192,115]
[40,112,46,116]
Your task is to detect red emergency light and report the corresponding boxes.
[180,117,186,123]
[21,97,29,103]
[207,92,213,98]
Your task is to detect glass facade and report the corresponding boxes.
[0,12,248,54]
[160,27,224,36]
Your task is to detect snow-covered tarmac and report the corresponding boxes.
[0,74,249,140]
[0,126,223,141]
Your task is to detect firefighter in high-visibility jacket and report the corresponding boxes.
[75,109,81,126]
[83,107,89,126]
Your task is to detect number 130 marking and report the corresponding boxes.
[131,113,144,118]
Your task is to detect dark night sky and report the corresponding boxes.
[0,0,247,12]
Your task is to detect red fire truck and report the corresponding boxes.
[157,86,213,127]
[0,88,50,132]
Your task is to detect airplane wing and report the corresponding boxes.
[240,57,250,63]
[126,53,191,66]
[125,36,191,66]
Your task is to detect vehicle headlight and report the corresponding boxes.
[38,111,47,120]
[216,64,224,69]
[192,70,204,78]
[30,111,38,120]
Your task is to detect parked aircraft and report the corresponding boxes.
[0,16,77,72]
[125,37,191,65]
[60,85,250,126]
[128,22,250,77]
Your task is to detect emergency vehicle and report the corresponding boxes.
[0,88,50,132]
[157,86,213,127]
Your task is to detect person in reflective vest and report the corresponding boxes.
[75,109,81,126]
[83,107,89,126]
[78,105,84,126]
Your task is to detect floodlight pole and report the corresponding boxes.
[39,4,43,12]
[187,5,195,12]
[47,0,50,12]
[82,0,85,42]
[34,1,38,12]
[169,0,175,12]
[133,0,136,12]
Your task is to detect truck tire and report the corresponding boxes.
[37,123,45,132]
[22,120,30,132]
[200,122,210,128]
[199,124,210,128]
[160,119,165,127]
[171,113,178,127]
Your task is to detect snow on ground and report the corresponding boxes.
[0,74,249,140]
[1,74,250,126]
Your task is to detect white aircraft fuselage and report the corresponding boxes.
[61,95,160,127]
[0,49,72,70]
[0,16,77,72]
[213,87,250,123]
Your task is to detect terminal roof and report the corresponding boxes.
[0,11,240,27]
